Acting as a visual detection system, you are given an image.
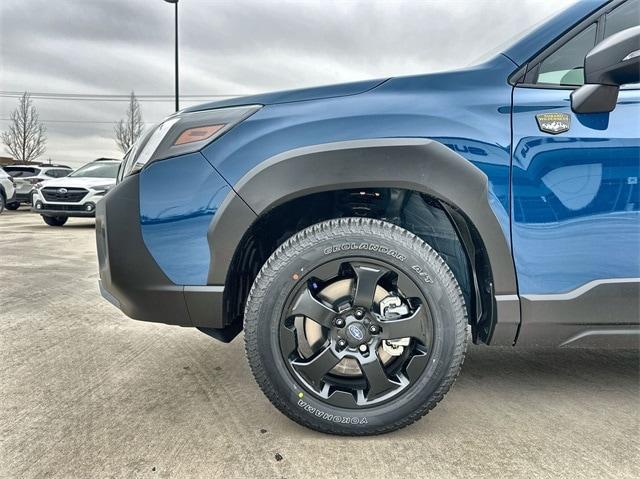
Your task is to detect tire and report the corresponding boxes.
[244,218,468,435]
[5,202,20,210]
[41,215,68,227]
[0,194,4,214]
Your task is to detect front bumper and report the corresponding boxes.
[6,188,17,204]
[96,174,230,335]
[31,188,103,217]
[32,203,96,217]
[14,183,34,201]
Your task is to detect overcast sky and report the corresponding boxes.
[1,0,576,167]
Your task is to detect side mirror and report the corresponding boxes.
[571,26,640,114]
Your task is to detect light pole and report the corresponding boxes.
[164,0,179,112]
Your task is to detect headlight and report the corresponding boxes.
[122,104,261,178]
[93,184,114,195]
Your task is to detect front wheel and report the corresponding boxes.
[244,218,468,435]
[41,215,68,227]
[5,202,19,210]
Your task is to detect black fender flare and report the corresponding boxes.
[207,138,520,343]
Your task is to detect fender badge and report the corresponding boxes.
[536,112,571,134]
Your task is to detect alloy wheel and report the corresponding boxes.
[279,258,433,408]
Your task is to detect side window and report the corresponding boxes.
[604,0,640,39]
[46,169,71,178]
[535,23,597,86]
[6,168,39,177]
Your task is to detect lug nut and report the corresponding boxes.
[334,317,345,327]
[369,325,379,334]
[358,344,368,353]
[354,308,365,319]
[337,339,347,349]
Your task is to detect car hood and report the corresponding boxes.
[38,177,116,189]
[183,78,389,112]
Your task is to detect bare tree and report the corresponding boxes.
[1,92,47,163]
[114,91,144,152]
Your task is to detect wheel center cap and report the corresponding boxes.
[345,322,367,345]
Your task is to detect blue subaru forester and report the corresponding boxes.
[96,0,640,435]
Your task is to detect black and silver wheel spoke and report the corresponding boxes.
[291,347,341,389]
[379,305,429,345]
[308,261,342,282]
[279,325,298,356]
[352,264,386,309]
[358,351,401,399]
[395,273,424,300]
[290,288,336,328]
[282,257,433,408]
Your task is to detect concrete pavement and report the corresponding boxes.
[1,208,638,478]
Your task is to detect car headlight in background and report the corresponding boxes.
[93,185,114,195]
[121,104,262,178]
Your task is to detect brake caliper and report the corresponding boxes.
[379,295,411,357]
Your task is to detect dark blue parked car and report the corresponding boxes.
[97,0,639,435]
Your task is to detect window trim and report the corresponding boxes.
[508,0,628,89]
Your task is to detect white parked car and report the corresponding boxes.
[32,159,121,226]
[0,168,17,214]
[3,164,73,208]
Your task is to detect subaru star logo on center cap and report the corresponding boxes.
[348,323,364,341]
[58,188,68,194]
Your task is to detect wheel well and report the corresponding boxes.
[224,188,495,343]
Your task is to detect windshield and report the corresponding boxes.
[70,161,120,178]
[470,9,561,65]
[117,149,132,183]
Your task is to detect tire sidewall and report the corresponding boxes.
[247,221,465,433]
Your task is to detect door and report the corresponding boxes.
[511,0,640,346]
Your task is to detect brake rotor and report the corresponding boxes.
[300,278,394,376]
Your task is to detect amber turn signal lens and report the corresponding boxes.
[174,124,225,145]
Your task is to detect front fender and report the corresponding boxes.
[210,138,515,288]
[207,138,520,344]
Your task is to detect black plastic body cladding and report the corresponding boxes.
[207,139,520,344]
[96,174,226,330]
